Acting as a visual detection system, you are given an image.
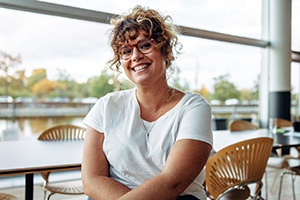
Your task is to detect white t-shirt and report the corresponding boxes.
[83,88,213,199]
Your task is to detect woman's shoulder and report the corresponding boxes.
[181,91,210,106]
[98,88,135,103]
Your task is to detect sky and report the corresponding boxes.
[0,0,299,92]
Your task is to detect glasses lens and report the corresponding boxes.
[119,46,132,60]
[137,40,152,54]
[118,39,153,60]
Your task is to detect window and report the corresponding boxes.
[39,0,262,39]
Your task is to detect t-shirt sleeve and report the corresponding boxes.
[82,98,104,133]
[176,95,213,146]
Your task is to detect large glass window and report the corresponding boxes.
[39,0,262,39]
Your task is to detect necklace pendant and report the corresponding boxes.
[139,87,175,137]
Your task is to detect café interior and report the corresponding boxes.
[0,0,300,199]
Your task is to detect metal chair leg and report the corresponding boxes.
[278,171,296,200]
[43,190,47,200]
[47,192,55,200]
[269,170,281,191]
[278,171,286,200]
[291,174,296,200]
[264,172,268,200]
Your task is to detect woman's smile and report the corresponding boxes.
[132,64,150,72]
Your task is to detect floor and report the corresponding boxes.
[0,168,299,200]
[261,167,300,200]
[0,185,87,200]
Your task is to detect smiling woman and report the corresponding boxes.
[81,5,213,200]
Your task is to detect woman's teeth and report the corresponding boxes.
[133,65,148,72]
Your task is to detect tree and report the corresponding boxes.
[27,68,47,90]
[240,89,251,101]
[31,78,66,98]
[9,70,30,97]
[195,85,210,100]
[211,74,240,103]
[168,68,190,91]
[52,68,82,99]
[250,74,259,100]
[87,70,115,98]
[0,51,21,96]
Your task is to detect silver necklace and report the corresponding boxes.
[140,87,175,136]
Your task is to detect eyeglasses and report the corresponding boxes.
[118,39,153,60]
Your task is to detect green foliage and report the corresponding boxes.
[52,69,78,99]
[211,74,240,103]
[0,51,262,103]
[0,51,21,96]
[27,70,47,89]
[168,68,190,91]
[116,77,135,91]
[250,74,259,100]
[87,71,115,98]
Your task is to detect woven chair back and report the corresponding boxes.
[38,125,86,141]
[276,118,293,128]
[206,137,274,199]
[229,120,259,132]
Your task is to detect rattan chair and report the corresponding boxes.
[229,120,272,198]
[275,118,300,157]
[229,120,259,132]
[266,118,298,196]
[205,137,273,200]
[37,124,86,200]
[276,118,293,128]
[272,118,300,200]
[0,193,18,200]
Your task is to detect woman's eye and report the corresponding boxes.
[139,42,151,50]
[121,47,132,55]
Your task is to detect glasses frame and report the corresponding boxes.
[118,38,154,60]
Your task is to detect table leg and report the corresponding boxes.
[25,173,34,200]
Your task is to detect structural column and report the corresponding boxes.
[261,0,292,127]
[269,0,292,120]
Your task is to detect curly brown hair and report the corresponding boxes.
[107,5,181,72]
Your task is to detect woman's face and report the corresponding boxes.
[120,32,167,87]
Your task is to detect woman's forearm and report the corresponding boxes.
[83,175,131,200]
[117,173,181,200]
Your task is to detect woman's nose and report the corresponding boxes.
[131,47,144,61]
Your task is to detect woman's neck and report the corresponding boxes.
[136,84,174,121]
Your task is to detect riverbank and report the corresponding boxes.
[0,102,93,118]
[0,102,260,118]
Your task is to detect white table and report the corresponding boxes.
[213,129,300,151]
[0,140,83,200]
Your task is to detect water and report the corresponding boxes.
[0,117,85,141]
